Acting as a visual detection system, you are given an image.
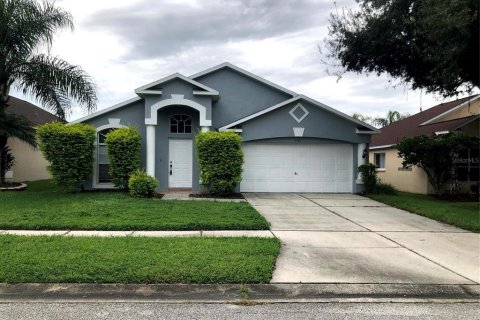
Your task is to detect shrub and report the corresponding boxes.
[128,170,158,198]
[358,163,377,194]
[0,146,15,182]
[195,131,243,194]
[374,181,397,195]
[105,126,141,190]
[37,122,95,190]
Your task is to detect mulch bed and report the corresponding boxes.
[0,182,27,191]
[155,193,165,199]
[189,193,244,199]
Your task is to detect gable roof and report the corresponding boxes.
[371,95,480,148]
[69,97,142,124]
[190,62,297,97]
[135,72,219,95]
[219,94,379,132]
[420,95,480,125]
[7,96,60,125]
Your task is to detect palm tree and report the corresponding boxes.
[373,110,410,127]
[352,112,372,124]
[0,0,97,184]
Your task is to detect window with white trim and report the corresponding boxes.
[170,115,192,134]
[97,128,115,183]
[374,153,386,169]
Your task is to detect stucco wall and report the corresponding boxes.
[370,148,429,194]
[6,137,51,182]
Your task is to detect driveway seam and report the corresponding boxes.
[296,193,479,285]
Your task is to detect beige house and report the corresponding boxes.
[5,96,59,182]
[369,95,480,194]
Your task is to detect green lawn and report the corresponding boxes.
[368,192,480,232]
[0,235,280,283]
[0,180,269,230]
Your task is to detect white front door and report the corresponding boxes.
[168,139,193,188]
[240,142,353,192]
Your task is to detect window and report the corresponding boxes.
[170,115,192,133]
[374,153,386,169]
[97,128,115,183]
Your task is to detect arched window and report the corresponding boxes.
[170,115,192,133]
[97,128,115,183]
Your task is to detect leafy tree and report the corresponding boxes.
[373,110,410,127]
[0,0,97,183]
[324,0,479,97]
[397,133,479,195]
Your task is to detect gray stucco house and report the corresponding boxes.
[71,62,378,193]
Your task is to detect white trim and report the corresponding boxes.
[435,130,450,135]
[356,128,380,134]
[289,103,309,123]
[292,127,305,137]
[70,97,142,124]
[93,119,127,189]
[219,128,243,133]
[135,72,219,95]
[193,90,218,96]
[190,62,297,97]
[135,90,163,95]
[375,168,386,172]
[146,125,156,177]
[145,94,212,127]
[369,144,395,150]
[219,95,380,132]
[420,95,480,126]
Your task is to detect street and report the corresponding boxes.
[0,302,478,320]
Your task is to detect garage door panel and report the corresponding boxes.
[240,142,353,193]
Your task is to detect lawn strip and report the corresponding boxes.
[368,192,479,232]
[0,235,281,283]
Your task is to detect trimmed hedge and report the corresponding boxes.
[128,170,158,198]
[358,163,377,194]
[105,126,141,190]
[37,122,95,190]
[195,131,243,194]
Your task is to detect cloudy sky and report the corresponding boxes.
[12,0,476,121]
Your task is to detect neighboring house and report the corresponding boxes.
[6,96,59,182]
[370,95,480,194]
[71,62,378,193]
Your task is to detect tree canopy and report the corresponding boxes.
[325,0,479,97]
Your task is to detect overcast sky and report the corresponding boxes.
[11,0,477,121]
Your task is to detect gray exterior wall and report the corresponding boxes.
[194,67,293,128]
[239,100,370,144]
[80,65,373,193]
[82,100,146,189]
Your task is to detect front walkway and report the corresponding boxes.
[244,193,480,284]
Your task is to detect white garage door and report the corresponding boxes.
[241,142,353,193]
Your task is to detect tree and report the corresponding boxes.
[373,110,410,127]
[0,0,97,183]
[397,133,479,195]
[352,112,372,124]
[324,0,479,97]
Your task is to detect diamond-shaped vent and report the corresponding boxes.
[289,103,309,123]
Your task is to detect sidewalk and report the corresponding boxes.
[0,229,274,238]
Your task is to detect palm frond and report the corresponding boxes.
[0,112,36,148]
[13,54,97,119]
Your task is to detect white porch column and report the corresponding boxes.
[356,143,367,184]
[146,125,156,177]
[201,126,210,132]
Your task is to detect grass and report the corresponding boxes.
[0,180,269,230]
[368,192,480,232]
[0,235,280,283]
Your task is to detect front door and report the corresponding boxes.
[168,139,193,188]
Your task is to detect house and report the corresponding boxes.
[6,96,59,182]
[370,95,480,194]
[71,62,378,193]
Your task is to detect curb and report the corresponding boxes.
[0,283,479,303]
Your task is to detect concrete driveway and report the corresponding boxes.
[244,193,480,284]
